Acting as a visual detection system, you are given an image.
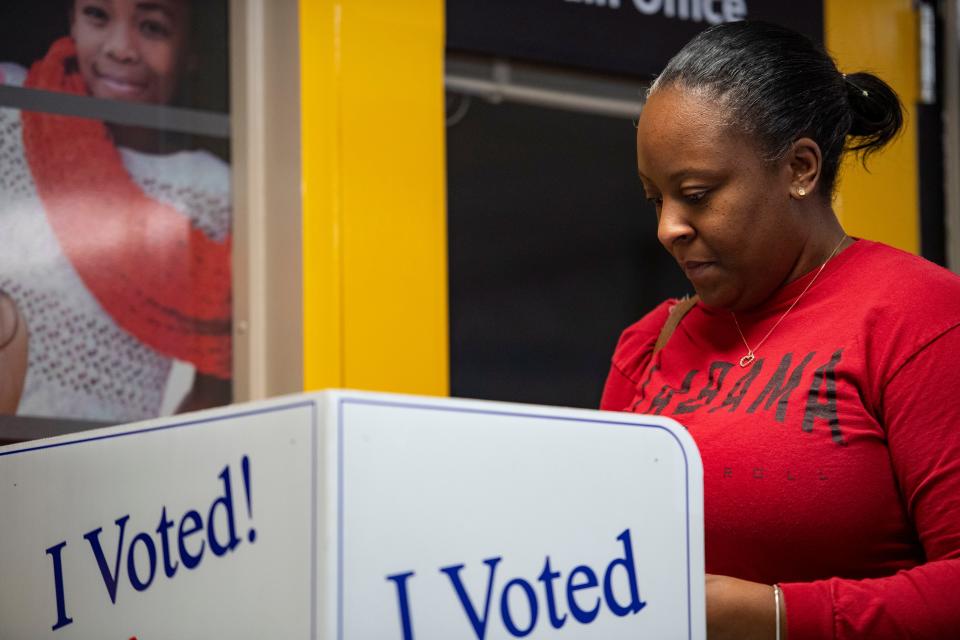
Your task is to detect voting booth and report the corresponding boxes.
[0,391,705,639]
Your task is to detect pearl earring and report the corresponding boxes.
[797,186,806,197]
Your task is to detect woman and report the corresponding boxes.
[602,22,960,640]
[0,0,231,422]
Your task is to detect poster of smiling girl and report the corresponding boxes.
[0,0,232,423]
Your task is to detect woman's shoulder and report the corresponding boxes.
[848,240,960,371]
[609,298,677,382]
[119,147,230,189]
[0,63,27,88]
[852,239,960,302]
[119,147,231,240]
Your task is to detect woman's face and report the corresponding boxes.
[71,0,191,105]
[636,86,808,311]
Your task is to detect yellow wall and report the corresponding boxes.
[826,0,919,253]
[300,0,449,395]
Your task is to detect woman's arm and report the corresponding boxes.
[0,292,28,413]
[774,324,960,639]
[708,325,960,640]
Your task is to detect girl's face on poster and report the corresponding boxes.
[71,0,191,105]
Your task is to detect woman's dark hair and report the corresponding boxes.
[650,21,903,197]
[180,0,230,113]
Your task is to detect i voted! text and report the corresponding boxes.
[44,456,256,632]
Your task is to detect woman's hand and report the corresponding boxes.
[706,574,783,640]
[0,292,28,414]
[176,373,231,414]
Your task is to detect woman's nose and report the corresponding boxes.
[656,202,695,249]
[104,24,140,64]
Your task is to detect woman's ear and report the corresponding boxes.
[787,137,822,200]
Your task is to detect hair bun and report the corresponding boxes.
[651,22,905,197]
[843,71,903,158]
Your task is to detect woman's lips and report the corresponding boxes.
[93,70,148,97]
[682,260,716,280]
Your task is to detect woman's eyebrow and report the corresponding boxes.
[667,167,722,182]
[135,1,177,18]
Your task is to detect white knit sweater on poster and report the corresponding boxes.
[0,63,231,423]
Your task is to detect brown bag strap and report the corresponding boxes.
[653,295,699,355]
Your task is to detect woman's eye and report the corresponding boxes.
[645,196,663,208]
[82,5,109,24]
[684,191,708,204]
[140,19,172,39]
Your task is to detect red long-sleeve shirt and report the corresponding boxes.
[601,240,960,639]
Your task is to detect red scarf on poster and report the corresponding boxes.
[21,37,232,379]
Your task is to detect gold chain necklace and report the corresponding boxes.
[732,235,847,368]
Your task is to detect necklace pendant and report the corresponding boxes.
[738,352,756,368]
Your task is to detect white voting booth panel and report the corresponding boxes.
[0,391,705,640]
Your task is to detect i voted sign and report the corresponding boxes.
[0,391,705,639]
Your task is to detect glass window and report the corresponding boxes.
[447,82,689,408]
[0,0,232,427]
